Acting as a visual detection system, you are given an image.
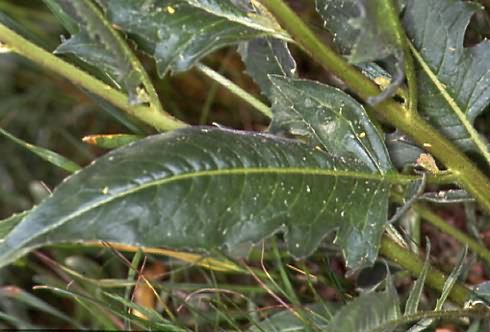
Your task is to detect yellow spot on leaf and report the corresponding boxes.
[359,132,366,138]
[102,186,109,195]
[166,6,175,14]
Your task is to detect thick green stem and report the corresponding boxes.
[380,236,471,306]
[0,23,187,132]
[259,0,490,213]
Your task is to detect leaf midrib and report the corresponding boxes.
[6,166,411,255]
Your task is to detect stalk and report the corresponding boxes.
[0,23,187,132]
[259,0,490,212]
[380,236,470,306]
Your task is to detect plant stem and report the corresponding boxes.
[195,63,272,118]
[380,235,471,306]
[259,0,490,213]
[0,23,187,132]
[414,202,490,263]
[80,0,167,124]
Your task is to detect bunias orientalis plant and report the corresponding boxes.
[1,0,490,330]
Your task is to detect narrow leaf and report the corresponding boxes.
[436,246,467,310]
[0,286,84,329]
[405,242,431,315]
[0,128,81,173]
[403,0,490,163]
[0,127,401,270]
[97,0,288,76]
[408,246,467,332]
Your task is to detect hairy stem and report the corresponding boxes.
[0,23,187,132]
[259,0,490,213]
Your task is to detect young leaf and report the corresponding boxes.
[403,0,490,163]
[405,242,431,315]
[407,246,467,332]
[269,77,393,173]
[325,274,401,332]
[248,303,335,332]
[386,130,424,169]
[238,37,297,100]
[0,128,81,173]
[0,127,403,271]
[96,0,288,76]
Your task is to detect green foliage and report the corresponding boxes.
[1,0,490,330]
[404,0,490,160]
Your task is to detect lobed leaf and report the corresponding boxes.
[269,77,393,173]
[53,0,154,105]
[238,37,296,100]
[0,127,401,271]
[97,0,287,76]
[403,0,490,161]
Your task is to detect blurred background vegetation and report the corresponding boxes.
[1,0,490,330]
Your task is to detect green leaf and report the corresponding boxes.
[386,130,424,169]
[97,0,287,76]
[248,304,335,332]
[0,211,28,241]
[0,128,81,173]
[315,0,405,103]
[407,246,467,332]
[405,242,431,315]
[325,274,401,332]
[0,127,404,271]
[53,0,158,106]
[238,37,296,100]
[269,76,393,173]
[0,286,84,329]
[403,0,490,163]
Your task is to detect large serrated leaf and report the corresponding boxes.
[97,0,286,76]
[403,0,490,161]
[269,76,393,173]
[0,127,398,270]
